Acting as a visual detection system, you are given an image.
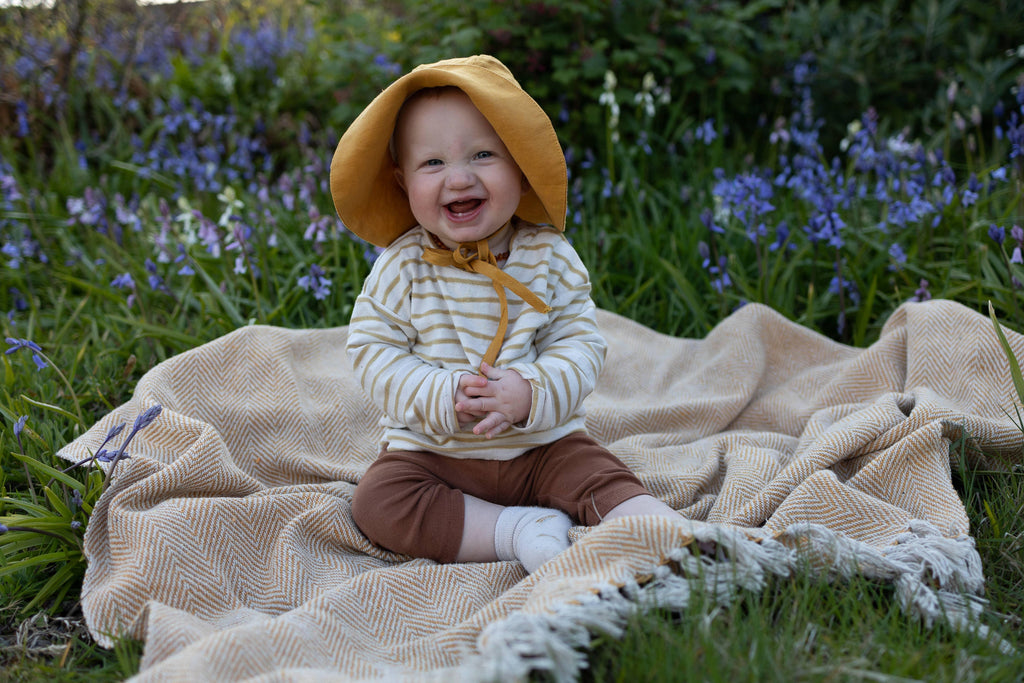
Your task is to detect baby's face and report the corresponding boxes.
[393,89,526,249]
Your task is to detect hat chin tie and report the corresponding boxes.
[422,238,551,372]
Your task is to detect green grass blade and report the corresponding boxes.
[12,453,87,491]
[0,550,81,578]
[17,394,83,424]
[988,301,1024,405]
[188,258,247,328]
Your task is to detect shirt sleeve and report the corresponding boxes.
[346,255,464,436]
[506,238,607,433]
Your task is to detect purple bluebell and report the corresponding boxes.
[5,337,42,355]
[13,414,27,452]
[888,243,907,271]
[298,264,332,301]
[145,259,167,291]
[363,244,385,266]
[989,224,1005,245]
[712,172,775,243]
[700,208,723,235]
[768,222,792,252]
[695,119,717,145]
[111,273,135,290]
[961,174,981,207]
[15,101,29,137]
[698,242,731,292]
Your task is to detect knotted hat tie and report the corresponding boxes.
[422,239,551,371]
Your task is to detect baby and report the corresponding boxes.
[330,55,678,572]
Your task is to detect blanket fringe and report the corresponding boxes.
[470,521,1008,683]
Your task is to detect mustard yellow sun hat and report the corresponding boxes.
[329,55,568,248]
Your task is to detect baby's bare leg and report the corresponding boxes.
[455,494,502,563]
[602,494,680,521]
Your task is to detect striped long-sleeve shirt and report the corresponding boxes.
[346,221,607,460]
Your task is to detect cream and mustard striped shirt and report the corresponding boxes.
[346,221,607,460]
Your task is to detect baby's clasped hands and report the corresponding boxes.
[455,362,532,438]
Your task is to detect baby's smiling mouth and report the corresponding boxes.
[446,199,483,216]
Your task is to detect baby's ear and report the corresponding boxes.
[520,172,530,196]
[393,166,407,193]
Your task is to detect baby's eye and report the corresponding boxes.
[425,158,443,166]
[474,151,494,160]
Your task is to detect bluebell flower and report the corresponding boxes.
[700,208,723,235]
[695,118,717,145]
[304,208,332,243]
[13,414,27,452]
[769,221,792,252]
[697,241,711,264]
[912,279,931,302]
[363,245,385,266]
[888,243,907,271]
[5,337,42,355]
[297,264,332,301]
[111,272,134,289]
[989,224,1006,245]
[961,174,980,207]
[828,268,861,307]
[15,101,29,138]
[133,404,163,432]
[144,259,167,291]
[709,258,731,293]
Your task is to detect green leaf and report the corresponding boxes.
[12,453,87,492]
[17,394,83,424]
[0,550,81,578]
[987,301,1024,406]
[106,316,205,346]
[42,485,72,519]
[188,258,247,328]
[20,559,83,615]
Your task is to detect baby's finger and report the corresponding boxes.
[484,421,510,439]
[458,373,489,391]
[479,361,504,380]
[472,412,498,436]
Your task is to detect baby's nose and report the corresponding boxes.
[445,164,476,188]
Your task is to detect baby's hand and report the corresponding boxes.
[455,373,489,427]
[455,362,532,439]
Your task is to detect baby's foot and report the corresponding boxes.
[494,506,572,572]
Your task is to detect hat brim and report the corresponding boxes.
[330,55,567,248]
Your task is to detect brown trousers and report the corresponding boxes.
[351,431,649,563]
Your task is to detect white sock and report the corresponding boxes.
[493,506,572,573]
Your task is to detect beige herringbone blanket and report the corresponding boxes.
[60,300,1023,681]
